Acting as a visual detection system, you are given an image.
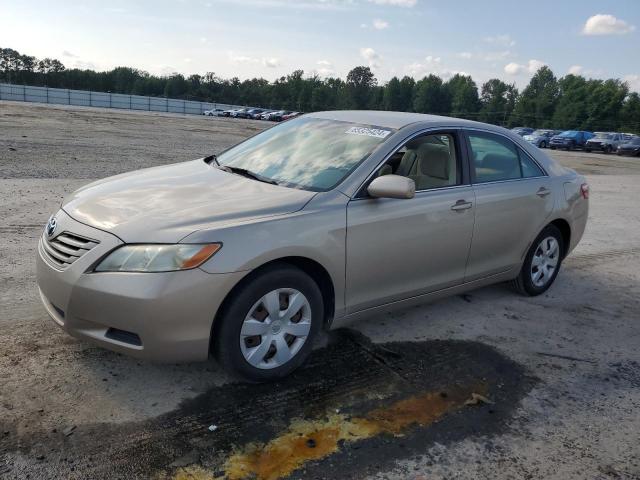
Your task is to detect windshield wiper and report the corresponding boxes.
[219,165,278,185]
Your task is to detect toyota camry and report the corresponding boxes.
[37,111,589,382]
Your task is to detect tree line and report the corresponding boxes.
[2,46,639,133]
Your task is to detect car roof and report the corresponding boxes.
[307,110,503,131]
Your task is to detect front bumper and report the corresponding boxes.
[36,210,247,362]
[585,142,607,151]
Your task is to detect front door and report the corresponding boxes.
[345,131,475,313]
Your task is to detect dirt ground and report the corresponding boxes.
[0,101,639,480]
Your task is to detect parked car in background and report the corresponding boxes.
[585,132,625,153]
[220,109,238,117]
[511,127,535,137]
[243,108,267,119]
[523,129,560,149]
[253,109,274,119]
[230,108,248,118]
[616,137,640,157]
[37,111,589,381]
[262,110,290,121]
[203,108,224,117]
[282,111,302,121]
[550,131,594,150]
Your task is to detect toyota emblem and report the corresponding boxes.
[46,216,57,238]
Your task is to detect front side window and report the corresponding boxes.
[373,133,459,191]
[468,131,544,183]
[218,117,394,191]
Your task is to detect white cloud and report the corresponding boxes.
[262,57,281,68]
[317,60,332,67]
[372,18,389,30]
[368,0,416,6]
[457,52,473,59]
[360,47,381,69]
[482,50,512,62]
[316,67,335,77]
[228,52,281,68]
[504,62,523,75]
[504,59,546,75]
[582,14,635,35]
[183,57,192,63]
[568,65,583,75]
[484,34,516,47]
[405,56,465,80]
[360,23,368,28]
[623,74,640,93]
[228,52,260,64]
[199,37,208,44]
[62,50,78,58]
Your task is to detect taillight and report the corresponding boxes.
[580,183,589,199]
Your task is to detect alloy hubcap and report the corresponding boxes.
[240,288,311,369]
[530,236,560,287]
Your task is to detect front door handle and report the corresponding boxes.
[451,200,473,212]
[536,187,551,198]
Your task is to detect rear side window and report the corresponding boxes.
[468,131,545,183]
[519,148,545,178]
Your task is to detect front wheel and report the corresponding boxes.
[214,265,323,382]
[512,225,564,296]
[540,141,547,148]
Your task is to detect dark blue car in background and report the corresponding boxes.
[549,131,594,150]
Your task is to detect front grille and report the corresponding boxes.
[41,231,99,269]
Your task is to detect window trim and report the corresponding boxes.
[462,128,548,186]
[353,127,470,199]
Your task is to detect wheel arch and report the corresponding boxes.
[548,218,571,259]
[209,256,336,354]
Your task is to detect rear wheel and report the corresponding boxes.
[214,265,323,382]
[605,145,613,154]
[512,225,564,296]
[540,141,547,148]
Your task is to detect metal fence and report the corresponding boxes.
[0,83,243,115]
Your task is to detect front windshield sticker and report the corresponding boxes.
[345,126,392,139]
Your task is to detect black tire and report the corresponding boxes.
[605,145,613,154]
[585,148,592,153]
[540,141,547,148]
[214,264,323,382]
[512,224,564,296]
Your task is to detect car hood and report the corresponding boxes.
[62,159,316,243]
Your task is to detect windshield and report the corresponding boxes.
[594,132,613,139]
[217,117,394,191]
[559,131,578,137]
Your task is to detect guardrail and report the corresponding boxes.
[0,83,243,115]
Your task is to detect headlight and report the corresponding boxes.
[94,244,221,272]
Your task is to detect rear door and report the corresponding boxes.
[463,129,554,281]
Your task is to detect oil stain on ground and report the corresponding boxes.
[0,329,534,479]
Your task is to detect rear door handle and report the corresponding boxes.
[536,187,551,198]
[451,200,473,211]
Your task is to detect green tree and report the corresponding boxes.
[345,66,377,109]
[413,74,449,114]
[511,66,558,127]
[619,92,640,133]
[446,74,480,119]
[479,78,517,126]
[584,79,628,131]
[551,74,591,130]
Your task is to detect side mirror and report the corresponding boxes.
[367,175,415,199]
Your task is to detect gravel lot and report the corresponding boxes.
[1,101,639,479]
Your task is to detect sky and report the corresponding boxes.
[1,0,639,91]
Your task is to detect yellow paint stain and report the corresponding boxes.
[172,465,215,480]
[170,384,487,480]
